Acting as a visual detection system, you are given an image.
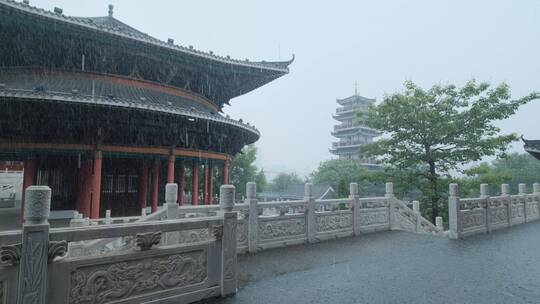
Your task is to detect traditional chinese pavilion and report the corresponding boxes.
[0,1,292,219]
[523,137,540,160]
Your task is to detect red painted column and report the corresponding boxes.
[223,160,230,185]
[20,158,36,222]
[167,154,175,184]
[77,161,93,218]
[138,163,149,211]
[177,163,185,205]
[208,163,214,204]
[90,151,103,219]
[151,160,160,213]
[191,161,199,205]
[203,163,210,204]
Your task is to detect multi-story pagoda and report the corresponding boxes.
[330,88,380,164]
[0,1,292,219]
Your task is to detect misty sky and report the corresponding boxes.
[33,0,540,177]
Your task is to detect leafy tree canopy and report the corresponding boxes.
[229,145,265,197]
[268,172,302,192]
[360,80,539,221]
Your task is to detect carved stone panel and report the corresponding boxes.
[258,218,306,241]
[236,221,248,247]
[316,214,352,232]
[177,229,211,244]
[489,207,507,225]
[511,204,525,221]
[392,206,416,231]
[526,202,539,220]
[69,250,207,304]
[462,210,485,230]
[359,210,389,226]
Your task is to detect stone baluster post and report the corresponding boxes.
[105,209,111,225]
[448,183,461,239]
[68,212,85,257]
[17,186,51,304]
[220,185,237,296]
[164,183,179,245]
[385,182,395,230]
[305,183,316,243]
[435,216,444,230]
[534,183,540,218]
[350,183,361,236]
[480,183,490,232]
[412,201,420,213]
[501,184,511,227]
[519,183,527,223]
[245,182,258,253]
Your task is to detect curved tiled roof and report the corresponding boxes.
[0,0,294,73]
[0,68,260,138]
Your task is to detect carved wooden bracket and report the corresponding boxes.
[48,240,68,262]
[212,225,223,240]
[136,232,161,251]
[0,243,22,266]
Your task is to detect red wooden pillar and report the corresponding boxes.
[90,151,103,219]
[76,161,93,218]
[138,163,149,211]
[223,160,230,185]
[167,154,175,184]
[20,158,36,222]
[208,163,214,204]
[177,163,185,205]
[151,160,160,213]
[203,163,210,204]
[191,161,199,205]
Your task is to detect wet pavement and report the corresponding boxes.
[203,221,540,304]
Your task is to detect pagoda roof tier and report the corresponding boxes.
[336,94,376,106]
[523,137,540,160]
[0,0,293,109]
[331,125,381,137]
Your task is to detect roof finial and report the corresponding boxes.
[354,81,358,95]
[108,4,114,17]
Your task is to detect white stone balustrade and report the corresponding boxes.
[448,182,540,239]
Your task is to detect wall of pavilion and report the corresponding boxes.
[0,1,292,219]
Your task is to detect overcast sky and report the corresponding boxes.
[33,0,540,177]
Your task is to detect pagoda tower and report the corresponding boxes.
[330,87,381,164]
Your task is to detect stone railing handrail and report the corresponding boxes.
[448,182,540,239]
[0,184,238,303]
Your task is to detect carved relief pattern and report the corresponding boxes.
[419,219,439,234]
[462,210,485,229]
[69,251,207,304]
[135,232,162,251]
[177,229,211,244]
[526,202,539,219]
[236,222,248,246]
[393,205,416,231]
[0,243,22,266]
[223,217,237,281]
[511,204,525,219]
[359,210,389,226]
[489,207,507,225]
[48,240,68,262]
[20,232,47,304]
[316,214,352,232]
[258,218,306,240]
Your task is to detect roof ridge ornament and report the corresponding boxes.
[108,4,114,17]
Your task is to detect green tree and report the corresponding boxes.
[361,80,539,221]
[229,145,265,197]
[311,159,377,197]
[268,172,302,192]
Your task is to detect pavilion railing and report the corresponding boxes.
[448,183,540,239]
[0,185,238,304]
[75,181,443,256]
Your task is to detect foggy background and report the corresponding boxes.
[32,0,540,177]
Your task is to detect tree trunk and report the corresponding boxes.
[428,160,439,223]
